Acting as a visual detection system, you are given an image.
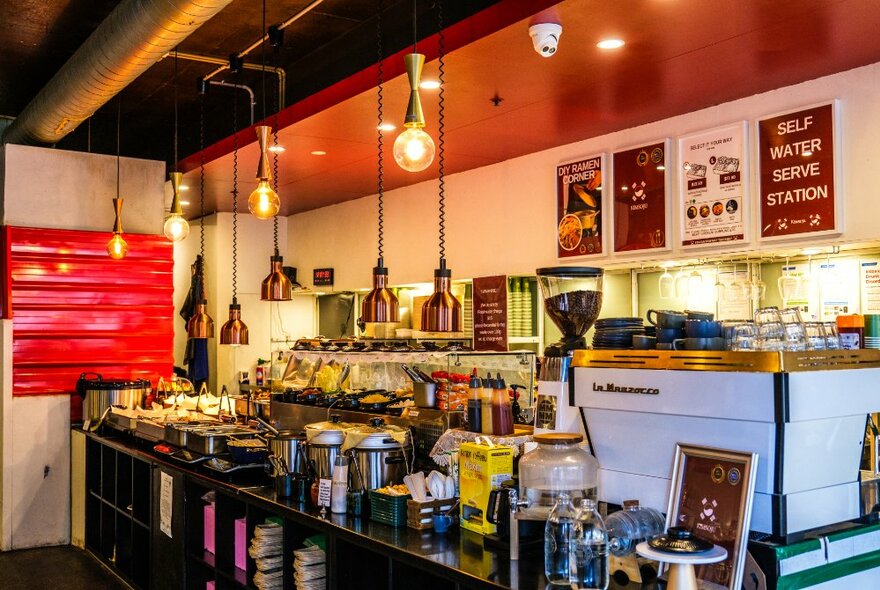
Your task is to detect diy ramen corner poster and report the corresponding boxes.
[613,141,669,252]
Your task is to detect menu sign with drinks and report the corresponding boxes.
[678,123,748,247]
[472,275,508,352]
[556,155,604,257]
[758,102,839,240]
[613,141,669,252]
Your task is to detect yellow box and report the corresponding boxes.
[459,441,514,535]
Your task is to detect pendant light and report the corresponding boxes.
[187,90,215,339]
[107,100,128,260]
[393,0,435,172]
[260,25,293,301]
[220,91,249,346]
[421,2,461,332]
[248,0,280,220]
[362,1,400,323]
[163,50,190,242]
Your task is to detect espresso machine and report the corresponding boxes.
[534,267,604,437]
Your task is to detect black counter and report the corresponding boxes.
[81,429,657,590]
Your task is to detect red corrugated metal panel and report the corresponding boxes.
[6,226,175,401]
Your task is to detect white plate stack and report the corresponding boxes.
[293,545,326,590]
[249,522,284,590]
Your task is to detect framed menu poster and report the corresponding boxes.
[556,154,605,257]
[664,444,758,590]
[613,140,671,253]
[757,101,841,240]
[678,123,748,248]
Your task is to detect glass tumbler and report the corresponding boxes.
[804,322,827,351]
[756,321,786,351]
[824,322,841,349]
[730,322,758,351]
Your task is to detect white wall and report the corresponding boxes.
[287,62,880,289]
[172,212,317,395]
[0,144,164,550]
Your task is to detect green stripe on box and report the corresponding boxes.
[774,538,823,560]
[777,549,880,590]
[825,522,880,543]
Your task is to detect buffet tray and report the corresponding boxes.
[571,348,880,373]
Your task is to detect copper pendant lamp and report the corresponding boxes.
[220,90,249,346]
[260,26,293,302]
[421,8,461,332]
[362,4,400,324]
[187,91,214,339]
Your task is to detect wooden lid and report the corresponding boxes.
[533,433,583,445]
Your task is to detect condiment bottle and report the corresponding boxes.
[330,455,349,514]
[467,369,482,433]
[492,373,514,436]
[480,374,494,434]
[837,314,865,349]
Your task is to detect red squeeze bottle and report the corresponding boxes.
[491,373,514,435]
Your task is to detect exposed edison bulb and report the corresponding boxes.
[107,233,128,260]
[393,127,435,172]
[248,180,280,220]
[163,213,190,242]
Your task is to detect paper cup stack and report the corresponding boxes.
[866,315,880,350]
[249,522,284,590]
[294,545,326,590]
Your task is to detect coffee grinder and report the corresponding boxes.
[534,267,604,435]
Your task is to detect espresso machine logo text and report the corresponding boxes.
[592,382,660,395]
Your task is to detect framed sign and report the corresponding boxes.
[678,123,749,248]
[556,154,605,257]
[472,275,508,352]
[612,140,671,253]
[757,101,841,240]
[665,444,758,590]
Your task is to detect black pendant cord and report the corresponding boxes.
[199,93,207,290]
[436,0,446,265]
[272,42,280,255]
[173,48,179,168]
[412,0,417,54]
[377,0,385,267]
[261,0,268,122]
[116,99,121,200]
[232,91,239,304]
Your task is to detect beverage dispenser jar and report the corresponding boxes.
[518,433,598,521]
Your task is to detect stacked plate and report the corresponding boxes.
[591,317,645,349]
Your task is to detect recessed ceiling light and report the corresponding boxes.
[310,150,327,156]
[656,165,665,171]
[597,38,625,50]
[179,184,189,191]
[378,122,396,132]
[179,200,190,206]
[419,80,440,90]
[268,145,286,153]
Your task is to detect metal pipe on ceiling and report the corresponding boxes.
[171,51,286,108]
[209,81,256,126]
[201,0,325,82]
[1,0,233,146]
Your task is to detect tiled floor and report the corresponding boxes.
[0,545,130,590]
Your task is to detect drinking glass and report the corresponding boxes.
[824,322,841,350]
[779,308,804,324]
[756,321,786,351]
[804,322,827,351]
[658,271,674,299]
[730,322,758,351]
[754,306,782,325]
[778,308,807,351]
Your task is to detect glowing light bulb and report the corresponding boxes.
[393,127,435,172]
[248,180,280,220]
[163,213,190,242]
[107,233,128,260]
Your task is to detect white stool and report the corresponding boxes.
[636,542,728,590]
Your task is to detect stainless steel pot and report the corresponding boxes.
[265,431,307,474]
[307,443,341,480]
[76,373,151,423]
[349,444,412,491]
[185,426,254,456]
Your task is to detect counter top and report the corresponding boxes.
[81,429,658,590]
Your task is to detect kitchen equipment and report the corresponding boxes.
[347,419,413,491]
[163,421,212,447]
[304,415,354,479]
[648,527,712,553]
[636,540,728,590]
[606,500,666,556]
[185,425,255,456]
[570,348,880,540]
[226,436,270,464]
[264,430,308,474]
[536,267,604,357]
[133,417,166,442]
[77,372,151,423]
[412,382,437,408]
[460,440,514,536]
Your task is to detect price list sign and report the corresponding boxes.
[472,275,508,352]
[758,103,839,239]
